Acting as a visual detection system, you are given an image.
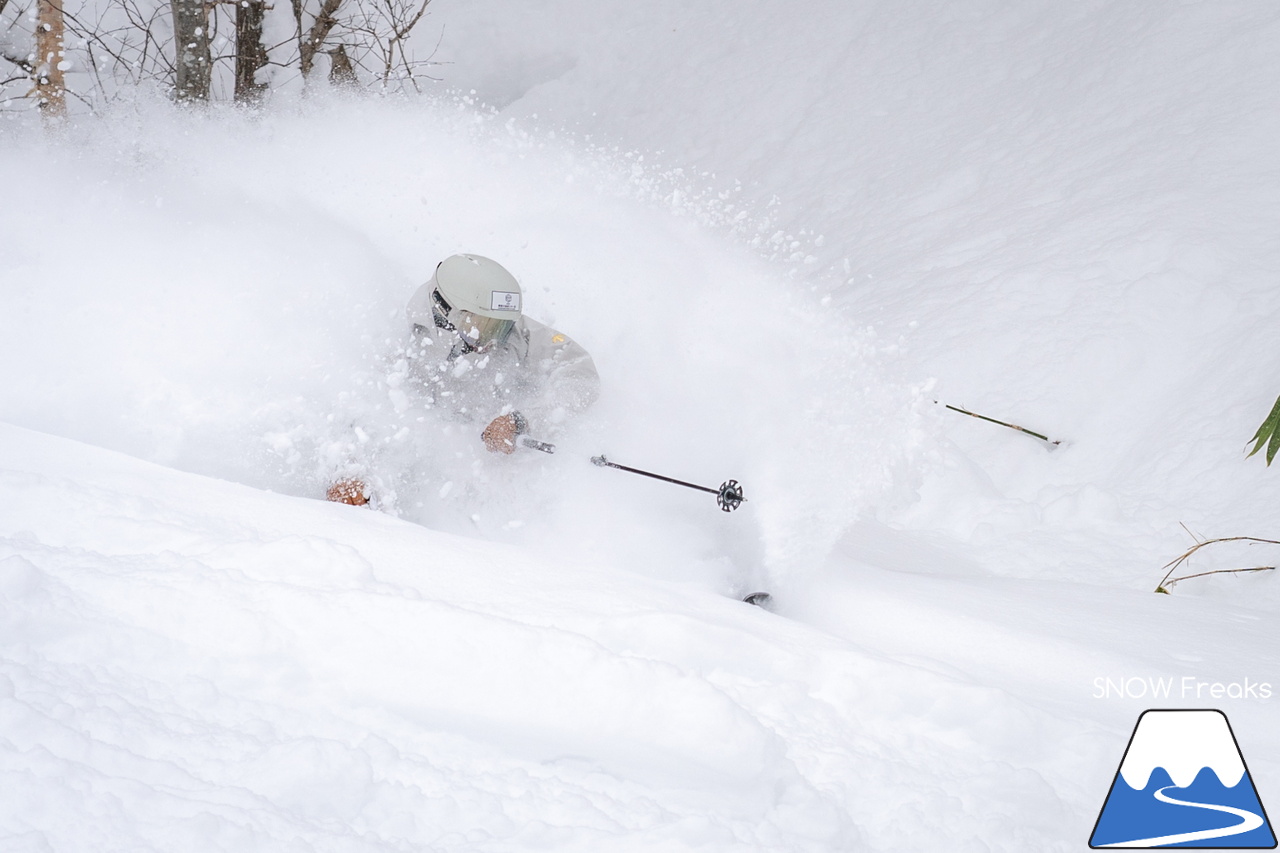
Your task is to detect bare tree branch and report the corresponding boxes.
[2,52,34,71]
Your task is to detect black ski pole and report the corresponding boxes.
[591,454,745,512]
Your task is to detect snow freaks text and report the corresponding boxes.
[1093,677,1273,701]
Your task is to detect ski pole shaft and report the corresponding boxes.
[591,455,746,512]
[520,436,556,454]
[592,455,718,494]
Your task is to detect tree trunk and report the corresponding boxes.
[35,0,66,116]
[328,44,356,87]
[172,0,211,101]
[234,0,268,103]
[298,0,342,79]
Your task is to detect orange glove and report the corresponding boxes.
[482,412,527,454]
[326,478,370,505]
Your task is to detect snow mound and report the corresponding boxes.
[1,421,1103,850]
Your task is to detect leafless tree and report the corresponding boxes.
[171,0,210,99]
[326,42,355,86]
[1,0,438,111]
[293,0,339,79]
[34,0,67,114]
[233,0,266,102]
[63,0,174,94]
[2,0,32,102]
[343,0,432,90]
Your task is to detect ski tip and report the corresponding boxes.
[742,591,773,610]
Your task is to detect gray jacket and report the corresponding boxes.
[407,315,600,435]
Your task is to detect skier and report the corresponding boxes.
[327,253,600,505]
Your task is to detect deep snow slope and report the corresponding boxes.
[3,0,1280,849]
[0,422,1098,851]
[435,0,1280,287]
[432,0,1280,593]
[2,425,1275,851]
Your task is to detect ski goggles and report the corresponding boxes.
[431,288,517,349]
[454,311,516,349]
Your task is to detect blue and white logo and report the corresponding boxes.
[1090,709,1276,848]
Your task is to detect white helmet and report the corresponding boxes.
[408,254,524,350]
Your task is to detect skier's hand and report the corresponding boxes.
[326,477,370,506]
[482,414,520,454]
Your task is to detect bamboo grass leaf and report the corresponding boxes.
[1246,395,1280,464]
[1270,416,1280,465]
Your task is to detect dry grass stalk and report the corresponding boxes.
[1155,527,1279,593]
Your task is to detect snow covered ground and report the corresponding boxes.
[3,1,1279,850]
